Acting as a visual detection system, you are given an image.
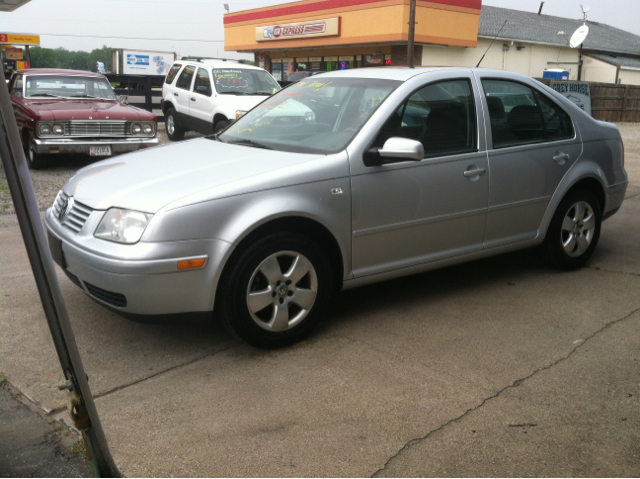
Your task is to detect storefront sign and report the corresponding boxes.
[324,56,338,62]
[281,57,294,63]
[552,81,592,116]
[0,33,40,45]
[296,57,308,62]
[364,55,383,65]
[339,56,354,61]
[256,17,341,42]
[356,55,362,61]
[309,56,322,62]
[5,48,23,60]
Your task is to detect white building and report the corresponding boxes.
[421,5,640,86]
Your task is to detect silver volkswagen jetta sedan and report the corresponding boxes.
[45,68,628,348]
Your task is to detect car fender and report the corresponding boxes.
[536,160,610,240]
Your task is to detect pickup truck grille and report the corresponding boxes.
[52,190,94,233]
[64,121,128,137]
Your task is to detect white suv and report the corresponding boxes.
[161,58,281,141]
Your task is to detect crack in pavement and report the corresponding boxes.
[371,306,640,477]
[47,343,237,415]
[587,266,640,277]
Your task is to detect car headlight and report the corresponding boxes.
[94,208,153,244]
[131,123,142,134]
[52,124,64,135]
[38,123,52,135]
[142,123,154,134]
[236,110,247,119]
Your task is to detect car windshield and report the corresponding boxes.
[212,68,281,95]
[217,77,401,154]
[25,75,118,100]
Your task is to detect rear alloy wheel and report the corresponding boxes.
[219,233,333,348]
[540,189,601,270]
[23,132,46,169]
[165,108,185,141]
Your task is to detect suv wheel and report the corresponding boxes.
[165,108,185,141]
[219,232,333,348]
[540,189,602,270]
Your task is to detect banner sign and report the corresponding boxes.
[122,50,174,75]
[552,81,592,116]
[0,33,40,45]
[256,17,341,42]
[5,48,23,60]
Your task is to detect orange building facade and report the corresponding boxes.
[224,0,482,80]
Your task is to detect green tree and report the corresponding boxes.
[27,46,113,72]
[29,46,57,68]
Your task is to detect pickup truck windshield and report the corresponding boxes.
[25,75,118,100]
[212,68,281,95]
[218,77,401,154]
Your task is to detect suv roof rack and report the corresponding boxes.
[179,57,240,63]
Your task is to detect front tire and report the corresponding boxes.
[165,108,185,141]
[219,232,333,348]
[23,131,46,169]
[540,189,601,270]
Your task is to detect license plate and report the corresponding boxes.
[90,145,111,156]
[47,231,66,269]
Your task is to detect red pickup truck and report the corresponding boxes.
[8,68,159,169]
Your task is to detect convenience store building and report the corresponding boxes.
[223,0,482,81]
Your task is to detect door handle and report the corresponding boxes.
[190,97,196,101]
[173,92,179,97]
[553,152,570,164]
[463,168,486,177]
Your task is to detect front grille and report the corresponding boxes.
[64,121,128,137]
[52,190,94,233]
[85,282,127,308]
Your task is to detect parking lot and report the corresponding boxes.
[0,124,639,476]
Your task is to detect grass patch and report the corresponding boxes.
[68,440,86,455]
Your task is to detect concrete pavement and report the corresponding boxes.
[1,126,638,476]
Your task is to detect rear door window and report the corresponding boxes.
[176,65,196,90]
[482,80,573,148]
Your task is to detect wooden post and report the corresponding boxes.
[407,0,416,69]
[621,84,630,122]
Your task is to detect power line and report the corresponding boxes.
[36,33,225,42]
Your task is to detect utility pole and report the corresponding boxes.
[407,0,416,68]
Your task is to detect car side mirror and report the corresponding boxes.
[364,137,425,167]
[196,85,211,96]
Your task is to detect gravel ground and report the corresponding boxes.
[0,123,638,215]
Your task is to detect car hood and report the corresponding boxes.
[25,99,149,121]
[63,138,335,212]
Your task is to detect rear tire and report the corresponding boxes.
[219,232,333,348]
[23,131,46,169]
[165,108,185,141]
[540,189,601,270]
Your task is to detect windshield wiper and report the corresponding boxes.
[70,94,102,99]
[226,139,273,150]
[28,93,65,98]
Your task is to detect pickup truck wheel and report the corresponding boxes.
[23,132,46,169]
[540,189,601,270]
[165,108,184,141]
[219,232,333,348]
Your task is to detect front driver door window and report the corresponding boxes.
[350,77,490,277]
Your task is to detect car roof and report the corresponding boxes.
[308,67,521,82]
[177,59,265,71]
[16,68,106,77]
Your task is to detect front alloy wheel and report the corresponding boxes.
[219,232,333,348]
[247,251,318,333]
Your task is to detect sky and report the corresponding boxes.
[1,0,639,60]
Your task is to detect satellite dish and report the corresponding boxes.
[581,5,592,13]
[570,24,590,48]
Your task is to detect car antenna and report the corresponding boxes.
[476,20,508,68]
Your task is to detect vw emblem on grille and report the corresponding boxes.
[58,196,74,223]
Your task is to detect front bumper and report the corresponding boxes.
[33,137,159,155]
[44,207,231,316]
